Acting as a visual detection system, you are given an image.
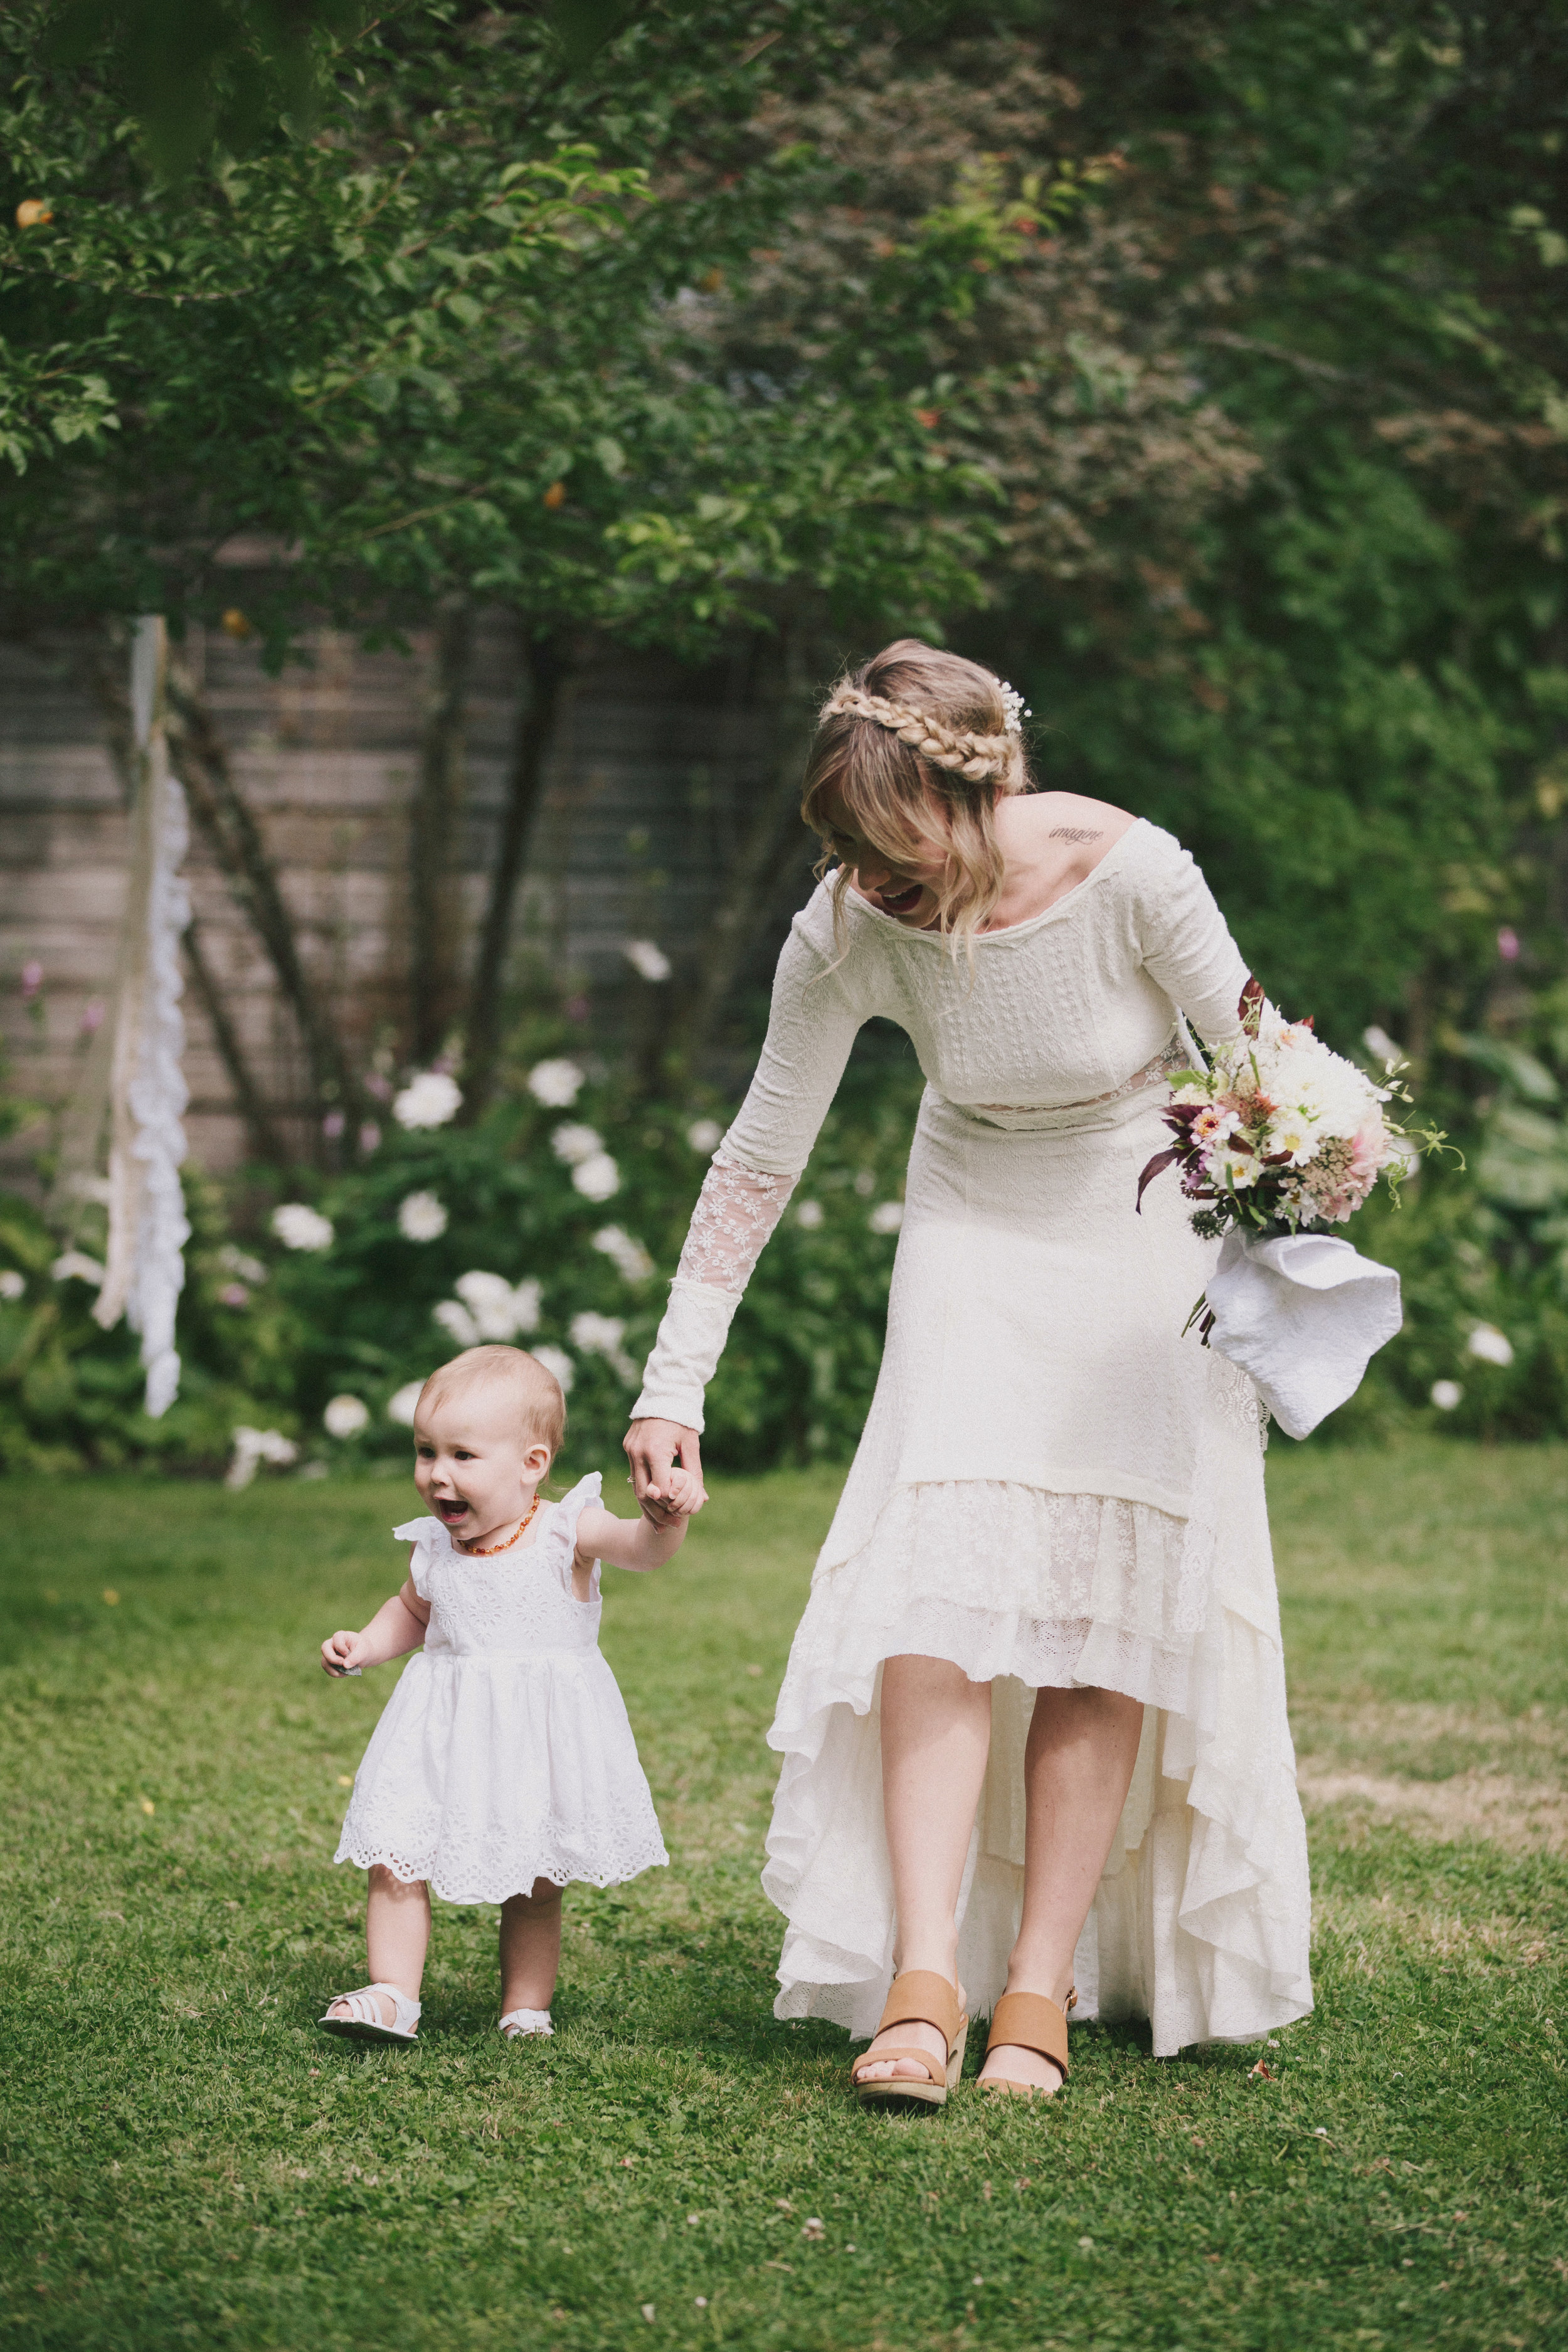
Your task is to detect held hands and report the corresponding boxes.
[659,1464,705,1518]
[625,1417,707,1530]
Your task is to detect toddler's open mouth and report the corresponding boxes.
[434,1497,470,1525]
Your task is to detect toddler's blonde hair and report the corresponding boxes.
[800,640,1032,955]
[417,1345,566,1457]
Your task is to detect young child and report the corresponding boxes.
[318,1342,700,2045]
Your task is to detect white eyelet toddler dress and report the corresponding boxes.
[334,1473,668,1902]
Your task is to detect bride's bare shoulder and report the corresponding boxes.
[1020,790,1142,847]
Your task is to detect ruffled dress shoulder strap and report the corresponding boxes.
[392,1515,449,1599]
[543,1473,605,1599]
[549,1474,603,1546]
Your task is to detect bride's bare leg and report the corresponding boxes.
[977,1683,1145,2094]
[855,1653,991,2085]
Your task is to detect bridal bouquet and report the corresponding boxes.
[1138,1009,1414,1242]
[1139,1000,1438,1440]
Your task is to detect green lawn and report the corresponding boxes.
[2,1437,1564,2351]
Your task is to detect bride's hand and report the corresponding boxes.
[625,1417,705,1527]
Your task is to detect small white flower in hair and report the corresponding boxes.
[997,681,1031,738]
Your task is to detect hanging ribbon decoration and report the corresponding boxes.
[90,618,193,1416]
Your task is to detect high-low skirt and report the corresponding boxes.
[762,1073,1313,2057]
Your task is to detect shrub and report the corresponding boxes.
[0,1052,924,1480]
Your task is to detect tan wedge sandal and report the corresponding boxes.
[979,1986,1076,2099]
[850,1969,969,2111]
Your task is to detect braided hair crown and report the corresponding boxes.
[817,642,1027,793]
[802,644,1034,956]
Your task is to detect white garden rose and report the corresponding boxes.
[551,1121,601,1165]
[433,1299,480,1347]
[218,1245,267,1283]
[527,1058,585,1108]
[591,1225,654,1282]
[685,1118,724,1155]
[531,1343,575,1394]
[387,1380,426,1426]
[1429,1379,1464,1411]
[571,1153,620,1203]
[434,1273,542,1346]
[51,1250,106,1286]
[225,1425,298,1490]
[398,1190,448,1242]
[795,1199,824,1229]
[450,1270,543,1340]
[271,1203,334,1252]
[623,938,672,982]
[0,1269,24,1300]
[393,1070,463,1130]
[323,1394,369,1439]
[868,1200,904,1234]
[1466,1323,1514,1367]
[569,1311,637,1384]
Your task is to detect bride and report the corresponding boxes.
[625,640,1311,2106]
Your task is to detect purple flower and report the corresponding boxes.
[80,999,105,1036]
[364,1073,393,1103]
[20,960,43,1000]
[359,1121,382,1154]
[219,1283,250,1308]
[322,1110,346,1140]
[1498,927,1521,962]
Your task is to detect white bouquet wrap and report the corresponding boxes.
[1205,1230,1403,1439]
[1140,994,1433,1437]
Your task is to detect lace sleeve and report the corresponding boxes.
[674,1152,798,1295]
[632,905,871,1431]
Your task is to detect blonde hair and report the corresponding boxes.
[800,640,1031,955]
[416,1344,566,1457]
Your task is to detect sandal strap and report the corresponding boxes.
[874,1969,963,2053]
[985,1991,1071,2080]
[328,1981,421,2033]
[850,2043,946,2089]
[499,2008,553,2038]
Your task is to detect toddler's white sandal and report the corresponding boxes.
[499,2007,553,2040]
[319,1981,421,2045]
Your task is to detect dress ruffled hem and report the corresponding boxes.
[761,1481,1312,2057]
[332,1825,669,1906]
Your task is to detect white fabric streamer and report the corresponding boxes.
[92,617,191,1418]
[1205,1229,1402,1440]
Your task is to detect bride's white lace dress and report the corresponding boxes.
[634,818,1312,2055]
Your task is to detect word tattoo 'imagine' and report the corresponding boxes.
[1049,825,1104,844]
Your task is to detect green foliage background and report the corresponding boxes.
[3,0,1568,1471]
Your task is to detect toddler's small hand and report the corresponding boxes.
[322,1630,363,1677]
[660,1466,707,1517]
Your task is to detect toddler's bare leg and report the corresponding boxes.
[500,1877,564,2016]
[327,1865,431,2028]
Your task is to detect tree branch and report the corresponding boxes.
[181,915,283,1163]
[462,628,573,1118]
[161,660,362,1138]
[409,595,473,1064]
[662,632,820,1084]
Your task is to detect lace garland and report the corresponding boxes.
[92,618,191,1418]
